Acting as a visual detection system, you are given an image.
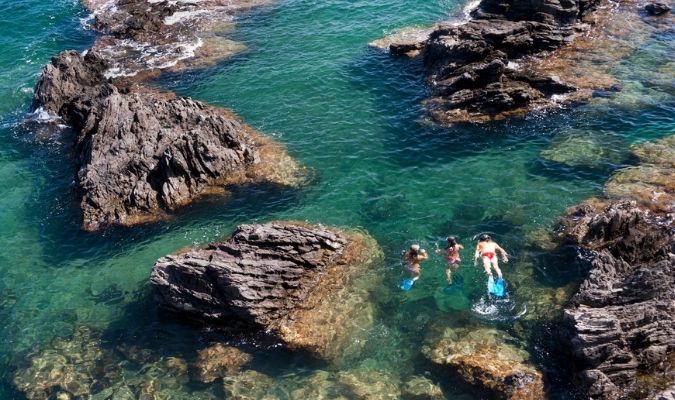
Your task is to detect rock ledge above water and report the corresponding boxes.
[150,222,382,362]
[33,50,303,231]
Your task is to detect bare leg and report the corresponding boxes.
[491,258,503,278]
[482,257,492,277]
[411,269,420,281]
[445,266,453,284]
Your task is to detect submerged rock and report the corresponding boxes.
[33,50,303,231]
[424,328,545,400]
[12,327,121,400]
[401,376,445,400]
[191,344,252,383]
[222,370,277,400]
[555,200,675,399]
[605,135,675,213]
[151,222,382,362]
[284,368,401,400]
[539,131,627,170]
[368,25,440,57]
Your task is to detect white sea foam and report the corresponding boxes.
[462,0,481,19]
[100,37,204,78]
[164,9,209,25]
[28,107,62,124]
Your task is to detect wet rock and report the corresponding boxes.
[424,328,544,399]
[222,370,277,400]
[12,327,121,400]
[413,0,601,125]
[151,222,382,362]
[33,51,303,231]
[191,344,252,383]
[605,135,675,213]
[84,0,275,77]
[401,375,445,400]
[646,3,671,16]
[555,200,675,399]
[368,25,439,57]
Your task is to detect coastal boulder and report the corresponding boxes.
[33,51,303,231]
[555,200,675,399]
[150,222,382,362]
[424,328,545,399]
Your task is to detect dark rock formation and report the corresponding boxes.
[419,0,601,124]
[424,328,545,400]
[555,200,675,399]
[646,2,671,16]
[34,51,302,231]
[150,222,382,362]
[84,0,274,77]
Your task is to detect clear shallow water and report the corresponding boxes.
[0,0,673,398]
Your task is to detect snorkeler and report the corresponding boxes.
[436,236,463,285]
[473,234,508,278]
[403,244,428,281]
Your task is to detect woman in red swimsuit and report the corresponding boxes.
[473,234,508,278]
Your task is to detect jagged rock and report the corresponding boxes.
[151,222,382,362]
[646,2,671,16]
[413,0,600,125]
[555,200,675,399]
[401,376,445,400]
[33,51,303,231]
[424,328,545,399]
[12,327,121,400]
[191,344,252,383]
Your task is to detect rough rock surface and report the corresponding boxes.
[150,222,382,362]
[401,376,445,400]
[34,50,302,231]
[424,328,545,400]
[555,200,675,399]
[418,0,602,124]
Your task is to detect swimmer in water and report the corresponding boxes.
[436,236,463,285]
[473,234,508,278]
[403,244,428,281]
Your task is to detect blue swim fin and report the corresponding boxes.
[488,276,506,297]
[400,278,415,291]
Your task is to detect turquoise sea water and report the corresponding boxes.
[0,0,673,398]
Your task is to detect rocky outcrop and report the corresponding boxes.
[645,2,671,16]
[150,222,382,362]
[419,0,601,124]
[424,328,545,400]
[84,0,274,78]
[379,0,673,125]
[555,200,675,399]
[34,50,302,231]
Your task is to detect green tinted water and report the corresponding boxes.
[0,0,673,398]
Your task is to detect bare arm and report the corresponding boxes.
[473,244,481,263]
[496,244,509,262]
